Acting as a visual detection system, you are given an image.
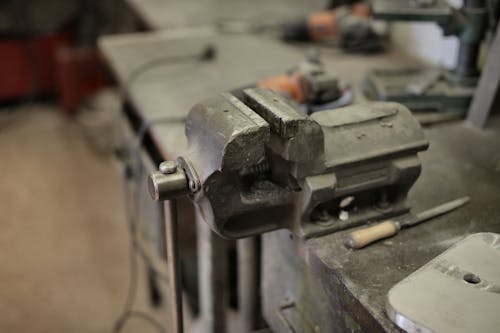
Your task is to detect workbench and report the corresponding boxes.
[125,0,324,30]
[100,30,417,158]
[100,30,500,332]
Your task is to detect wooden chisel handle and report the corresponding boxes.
[344,221,400,249]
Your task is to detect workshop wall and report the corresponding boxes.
[390,0,462,69]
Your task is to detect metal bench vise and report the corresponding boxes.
[148,88,428,240]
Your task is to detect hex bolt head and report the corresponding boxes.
[159,161,177,174]
[338,210,349,221]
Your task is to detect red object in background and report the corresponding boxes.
[0,30,107,114]
[56,47,106,114]
[0,33,70,100]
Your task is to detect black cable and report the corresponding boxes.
[112,145,163,333]
[124,45,216,91]
[116,45,207,279]
[130,116,184,275]
[112,236,139,333]
[120,45,214,275]
[115,311,168,333]
[116,43,214,277]
[112,117,185,333]
[112,45,217,332]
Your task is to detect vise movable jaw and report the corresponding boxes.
[148,88,428,240]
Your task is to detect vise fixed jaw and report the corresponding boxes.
[149,88,428,240]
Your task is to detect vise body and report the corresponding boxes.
[149,88,428,239]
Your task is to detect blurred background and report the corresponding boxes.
[0,0,498,332]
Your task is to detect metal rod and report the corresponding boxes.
[165,199,183,333]
[237,237,259,332]
[402,196,470,228]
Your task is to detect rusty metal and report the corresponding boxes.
[148,87,431,333]
[150,88,428,241]
[183,88,427,239]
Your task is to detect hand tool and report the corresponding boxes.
[344,196,470,249]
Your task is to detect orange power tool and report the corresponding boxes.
[231,58,353,114]
[257,66,315,104]
[256,60,345,109]
[282,2,372,42]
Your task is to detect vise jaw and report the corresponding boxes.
[149,88,428,240]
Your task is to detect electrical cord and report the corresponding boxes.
[115,44,216,284]
[113,152,162,333]
[113,44,218,332]
[112,116,184,333]
[111,231,167,333]
[123,45,216,91]
[115,311,168,333]
[130,116,185,282]
[112,232,140,333]
[113,44,217,332]
[112,181,170,333]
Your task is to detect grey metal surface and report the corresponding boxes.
[262,230,335,333]
[125,0,324,30]
[100,31,308,158]
[304,116,500,332]
[386,233,500,333]
[372,0,452,24]
[101,30,500,333]
[149,167,189,201]
[401,196,470,227]
[99,30,419,156]
[364,68,477,113]
[262,115,500,333]
[164,199,184,333]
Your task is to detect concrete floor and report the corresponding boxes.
[0,103,166,332]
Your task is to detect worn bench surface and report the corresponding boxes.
[101,30,500,332]
[125,0,324,30]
